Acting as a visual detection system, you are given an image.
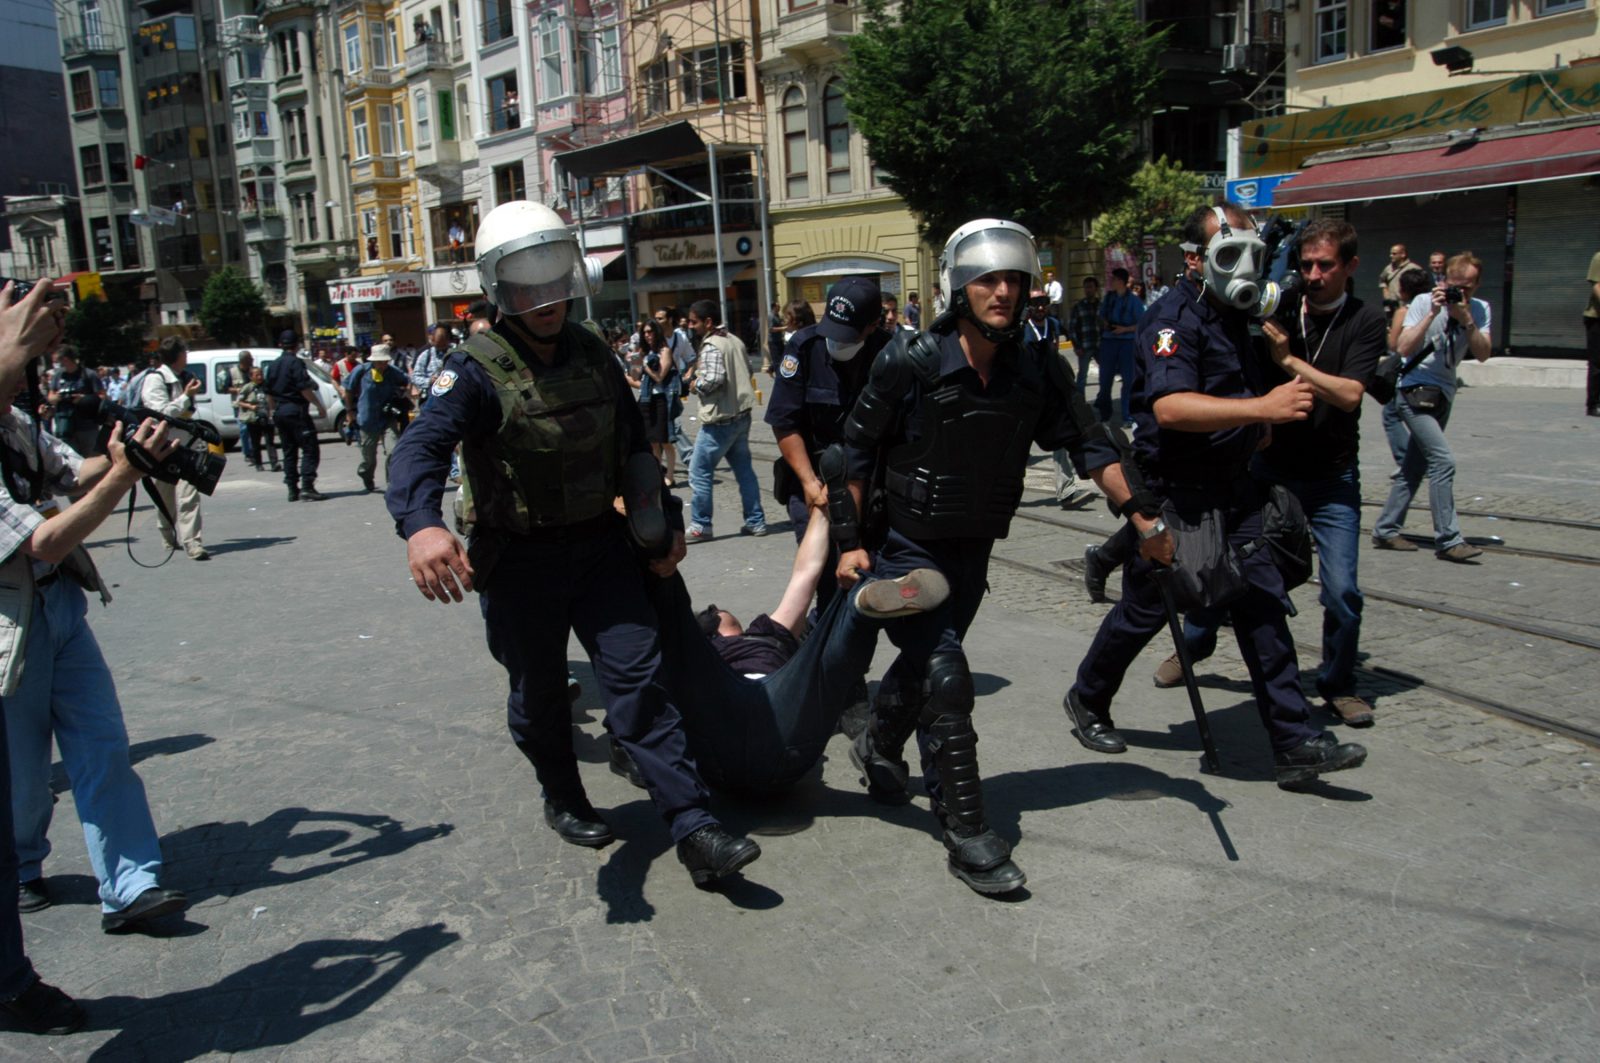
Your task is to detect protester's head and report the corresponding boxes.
[686,299,720,342]
[1108,268,1130,294]
[157,335,188,370]
[1028,288,1050,318]
[1082,276,1100,297]
[1389,243,1408,266]
[369,344,393,363]
[1297,218,1360,308]
[250,365,265,383]
[1429,250,1447,277]
[783,299,815,332]
[696,603,742,638]
[640,320,665,352]
[1398,265,1433,304]
[1445,251,1484,299]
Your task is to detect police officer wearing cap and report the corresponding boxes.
[385,201,760,888]
[764,276,889,615]
[835,219,1129,895]
[1063,202,1369,789]
[266,329,328,502]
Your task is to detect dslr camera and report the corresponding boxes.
[1444,285,1465,304]
[77,397,226,495]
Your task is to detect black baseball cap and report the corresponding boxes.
[817,277,883,341]
[278,329,298,347]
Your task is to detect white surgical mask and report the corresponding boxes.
[826,338,864,362]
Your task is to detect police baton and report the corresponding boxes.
[1150,567,1221,774]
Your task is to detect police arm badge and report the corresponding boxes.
[1152,329,1178,358]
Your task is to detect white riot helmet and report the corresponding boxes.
[475,200,603,315]
[1181,205,1267,312]
[938,219,1042,343]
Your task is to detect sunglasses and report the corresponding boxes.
[1028,298,1050,308]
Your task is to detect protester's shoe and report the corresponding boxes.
[252,462,265,471]
[943,828,1026,895]
[676,825,761,887]
[300,486,329,502]
[835,681,872,739]
[1274,733,1368,788]
[286,487,299,502]
[848,728,912,804]
[854,568,951,620]
[1325,693,1376,728]
[739,523,768,537]
[543,798,615,849]
[1152,652,1185,689]
[186,545,211,561]
[1083,544,1114,603]
[566,673,582,704]
[270,463,282,472]
[1371,534,1417,551]
[0,978,86,1036]
[361,480,376,493]
[17,878,49,914]
[685,526,712,543]
[1058,488,1095,510]
[102,887,189,933]
[1436,543,1483,563]
[1588,407,1599,417]
[1064,689,1127,754]
[607,738,646,790]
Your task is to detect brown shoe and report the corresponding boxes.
[1152,652,1184,688]
[1326,693,1375,728]
[1371,535,1418,552]
[855,568,951,619]
[1436,543,1483,563]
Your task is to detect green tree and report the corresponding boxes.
[198,266,267,345]
[1090,156,1210,252]
[63,293,146,369]
[845,0,1163,244]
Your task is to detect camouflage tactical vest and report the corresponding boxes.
[455,324,619,536]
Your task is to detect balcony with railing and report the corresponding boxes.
[243,208,287,243]
[405,38,464,75]
[61,33,120,59]
[768,1,857,65]
[350,156,406,185]
[222,14,264,46]
[344,66,402,95]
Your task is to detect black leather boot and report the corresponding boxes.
[543,796,614,849]
[676,825,760,887]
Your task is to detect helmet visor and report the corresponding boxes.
[946,227,1041,294]
[488,238,588,315]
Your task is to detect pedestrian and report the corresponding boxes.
[837,219,1126,894]
[345,344,407,492]
[1024,288,1094,510]
[904,291,922,330]
[138,337,208,560]
[266,330,328,502]
[931,283,947,317]
[880,293,914,333]
[1097,267,1144,426]
[410,323,453,410]
[636,320,679,485]
[221,351,259,467]
[233,365,280,471]
[1428,250,1447,287]
[1043,268,1065,324]
[1584,247,1600,417]
[385,200,760,885]
[1067,276,1102,396]
[1378,243,1421,314]
[1373,251,1495,561]
[686,299,766,541]
[44,348,101,457]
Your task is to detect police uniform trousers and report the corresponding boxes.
[868,527,993,793]
[1070,493,1321,753]
[273,403,321,490]
[478,518,714,843]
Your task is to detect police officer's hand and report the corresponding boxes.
[648,530,687,578]
[803,477,829,511]
[1260,318,1294,369]
[407,526,474,603]
[1132,513,1174,566]
[836,548,871,588]
[1259,376,1314,423]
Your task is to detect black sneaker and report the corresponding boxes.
[0,978,85,1036]
[676,825,760,887]
[1274,733,1368,788]
[17,879,49,913]
[102,887,189,933]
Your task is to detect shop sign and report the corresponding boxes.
[326,274,425,302]
[1241,65,1600,176]
[635,231,760,270]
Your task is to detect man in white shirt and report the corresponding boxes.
[138,338,207,560]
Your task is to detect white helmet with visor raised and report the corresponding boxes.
[475,201,604,316]
[938,219,1042,342]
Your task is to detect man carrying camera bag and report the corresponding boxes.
[344,344,408,493]
[0,304,190,951]
[137,337,208,560]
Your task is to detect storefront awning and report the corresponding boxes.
[633,261,755,292]
[554,121,707,180]
[1274,123,1600,207]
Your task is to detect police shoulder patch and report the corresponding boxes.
[778,353,800,379]
[1152,328,1178,358]
[431,370,458,396]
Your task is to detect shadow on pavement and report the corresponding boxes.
[594,800,784,924]
[161,809,454,902]
[52,733,216,795]
[205,536,297,556]
[84,923,460,1060]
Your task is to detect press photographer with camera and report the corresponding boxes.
[136,337,208,561]
[0,280,191,1035]
[1373,252,1493,563]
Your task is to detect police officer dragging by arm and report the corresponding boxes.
[834,220,1131,895]
[385,201,760,887]
[1063,203,1368,788]
[267,330,328,502]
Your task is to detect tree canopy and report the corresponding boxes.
[1090,157,1211,251]
[64,293,146,368]
[845,0,1163,244]
[198,266,267,346]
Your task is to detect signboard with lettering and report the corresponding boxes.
[1240,65,1600,176]
[634,231,761,271]
[1225,173,1295,209]
[326,275,425,303]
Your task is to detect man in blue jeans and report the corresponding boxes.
[1154,218,1386,726]
[1097,267,1144,425]
[686,299,766,540]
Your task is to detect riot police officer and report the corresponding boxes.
[835,220,1128,895]
[1063,203,1369,788]
[385,201,759,888]
[765,275,890,615]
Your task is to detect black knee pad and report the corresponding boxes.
[920,651,974,728]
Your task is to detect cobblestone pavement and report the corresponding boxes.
[1,385,1596,1060]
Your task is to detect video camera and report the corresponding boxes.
[74,396,226,495]
[1252,215,1307,324]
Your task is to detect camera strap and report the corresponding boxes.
[121,476,178,569]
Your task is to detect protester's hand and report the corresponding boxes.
[407,526,474,603]
[648,530,687,578]
[108,419,174,488]
[1259,318,1293,369]
[803,477,828,511]
[0,280,66,375]
[836,548,871,588]
[1259,376,1313,423]
[183,377,202,397]
[1132,513,1174,565]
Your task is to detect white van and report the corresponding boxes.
[181,349,347,447]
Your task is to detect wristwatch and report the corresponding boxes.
[1138,518,1168,540]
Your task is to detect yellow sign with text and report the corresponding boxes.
[1241,65,1600,176]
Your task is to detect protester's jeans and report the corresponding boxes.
[237,419,257,464]
[1375,394,1462,550]
[3,580,163,912]
[1095,339,1135,422]
[688,413,766,532]
[357,423,402,487]
[671,417,694,470]
[1180,464,1363,696]
[1075,345,1097,395]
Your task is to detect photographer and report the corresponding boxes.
[1373,252,1493,562]
[343,344,407,493]
[138,337,208,561]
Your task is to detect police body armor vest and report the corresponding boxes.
[881,333,1046,541]
[455,324,619,536]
